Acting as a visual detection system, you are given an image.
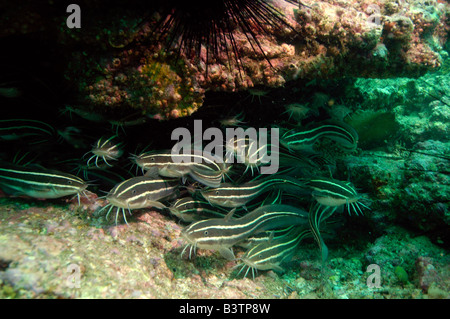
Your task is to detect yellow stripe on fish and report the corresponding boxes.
[181,204,309,260]
[168,196,229,222]
[198,175,307,208]
[0,119,55,143]
[131,149,229,187]
[237,225,311,279]
[0,161,87,203]
[305,177,370,216]
[99,176,179,225]
[281,120,358,152]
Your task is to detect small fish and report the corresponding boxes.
[236,224,297,249]
[247,88,270,104]
[304,177,370,216]
[188,164,227,189]
[304,177,370,263]
[168,197,228,222]
[326,104,353,122]
[198,175,307,208]
[0,119,55,143]
[225,136,268,175]
[219,111,246,127]
[132,149,229,188]
[61,105,106,123]
[132,150,190,177]
[181,204,309,260]
[237,226,311,279]
[280,120,358,153]
[85,136,123,168]
[109,112,148,134]
[99,176,179,224]
[0,161,87,203]
[283,103,312,122]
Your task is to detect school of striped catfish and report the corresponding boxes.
[0,111,370,279]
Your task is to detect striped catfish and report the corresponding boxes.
[85,136,123,168]
[0,119,55,143]
[236,224,296,249]
[237,225,312,279]
[131,149,229,188]
[99,176,179,224]
[198,175,307,208]
[168,196,229,222]
[181,204,309,260]
[225,136,268,175]
[280,120,358,152]
[304,177,370,263]
[0,161,87,203]
[304,177,370,216]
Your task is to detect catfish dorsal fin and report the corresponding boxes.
[224,208,236,222]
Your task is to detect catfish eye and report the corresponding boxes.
[131,190,137,195]
[204,230,208,235]
[67,181,73,185]
[215,190,220,195]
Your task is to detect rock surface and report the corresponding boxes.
[1,0,448,119]
[0,195,448,299]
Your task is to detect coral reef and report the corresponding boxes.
[0,0,449,301]
[3,0,447,119]
[76,48,204,120]
[71,0,449,117]
[343,139,449,245]
[364,226,449,295]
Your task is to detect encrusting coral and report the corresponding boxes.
[80,48,204,120]
[55,0,450,119]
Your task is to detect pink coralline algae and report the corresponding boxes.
[182,0,449,87]
[59,0,449,118]
[65,38,205,120]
